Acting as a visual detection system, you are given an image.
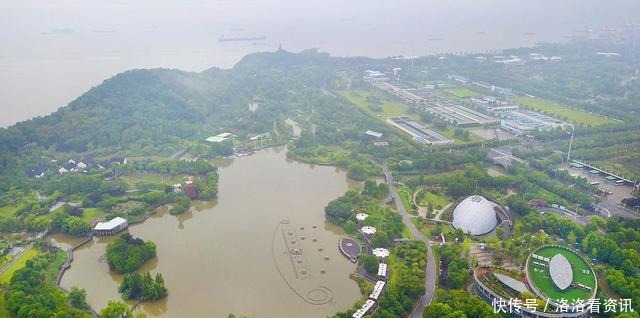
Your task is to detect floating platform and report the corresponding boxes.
[339,237,361,263]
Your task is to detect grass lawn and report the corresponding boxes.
[528,246,595,303]
[290,145,351,165]
[121,173,184,190]
[0,248,40,284]
[412,218,453,239]
[0,205,20,218]
[442,88,482,98]
[417,189,450,210]
[428,126,481,145]
[340,90,411,118]
[510,96,614,126]
[82,207,107,222]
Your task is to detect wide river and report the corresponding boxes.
[55,147,361,318]
[2,0,640,127]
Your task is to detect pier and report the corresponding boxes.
[338,237,361,263]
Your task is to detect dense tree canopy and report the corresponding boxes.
[106,234,157,274]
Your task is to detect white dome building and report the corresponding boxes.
[452,195,498,236]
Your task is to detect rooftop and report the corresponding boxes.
[94,217,127,231]
[452,195,498,236]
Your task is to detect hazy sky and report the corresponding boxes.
[2,0,640,127]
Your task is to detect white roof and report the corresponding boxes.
[549,254,573,290]
[369,280,386,300]
[365,130,383,138]
[94,217,127,231]
[361,226,377,235]
[493,273,529,293]
[372,248,390,258]
[355,213,369,221]
[452,195,498,236]
[378,263,388,277]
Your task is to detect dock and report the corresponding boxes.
[338,237,361,263]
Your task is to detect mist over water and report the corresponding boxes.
[1,0,639,127]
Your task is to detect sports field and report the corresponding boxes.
[528,246,596,303]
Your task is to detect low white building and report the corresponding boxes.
[365,130,383,138]
[94,217,128,236]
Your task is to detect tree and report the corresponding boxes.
[361,255,379,275]
[324,197,353,225]
[100,301,133,318]
[347,164,367,181]
[119,272,168,301]
[567,230,577,246]
[423,303,467,318]
[371,231,389,248]
[106,234,157,274]
[69,287,89,310]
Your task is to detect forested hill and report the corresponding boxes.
[1,67,225,152]
[0,49,347,153]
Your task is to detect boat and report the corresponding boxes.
[218,35,266,42]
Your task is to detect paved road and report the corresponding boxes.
[383,168,436,318]
[598,200,639,219]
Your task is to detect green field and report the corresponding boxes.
[528,246,596,303]
[340,90,410,118]
[0,205,20,218]
[121,173,184,189]
[510,96,614,126]
[442,88,482,98]
[82,207,107,222]
[428,126,481,145]
[0,248,40,284]
[416,189,450,210]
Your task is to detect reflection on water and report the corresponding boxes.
[60,147,360,318]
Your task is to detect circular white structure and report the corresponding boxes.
[452,195,498,236]
[372,248,390,258]
[549,254,573,290]
[361,226,377,235]
[355,213,369,221]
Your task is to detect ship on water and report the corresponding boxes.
[218,35,267,42]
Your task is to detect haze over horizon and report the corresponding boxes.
[2,0,640,127]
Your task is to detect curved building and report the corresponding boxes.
[474,245,597,318]
[452,195,498,236]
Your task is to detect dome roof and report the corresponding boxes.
[452,195,498,235]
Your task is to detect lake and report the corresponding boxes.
[56,147,361,318]
[2,0,640,127]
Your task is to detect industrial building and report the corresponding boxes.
[451,195,499,236]
[387,117,453,145]
[499,110,566,135]
[422,98,499,126]
[471,96,520,113]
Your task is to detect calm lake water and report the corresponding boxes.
[2,0,640,127]
[57,147,361,318]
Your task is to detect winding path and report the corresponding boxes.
[383,167,436,318]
